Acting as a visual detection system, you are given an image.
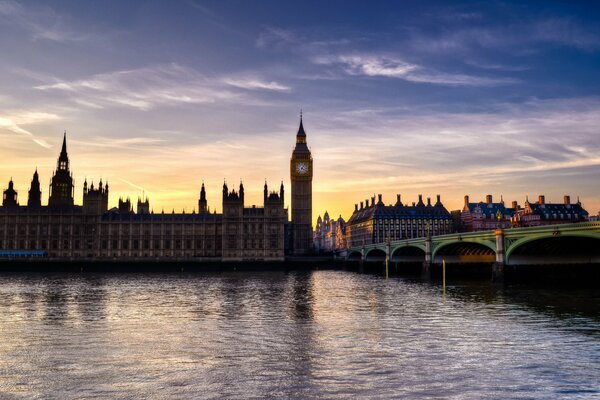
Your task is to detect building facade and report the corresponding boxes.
[314,212,346,253]
[461,194,589,230]
[512,195,588,227]
[345,193,453,248]
[461,194,517,232]
[0,131,292,261]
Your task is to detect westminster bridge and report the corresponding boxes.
[345,221,600,282]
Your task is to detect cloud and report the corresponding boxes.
[313,54,518,86]
[0,0,88,43]
[222,77,291,92]
[35,63,241,111]
[408,17,600,56]
[0,111,59,148]
[307,97,600,197]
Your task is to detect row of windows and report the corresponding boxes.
[1,239,219,251]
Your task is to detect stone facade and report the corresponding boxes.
[461,194,517,232]
[512,195,588,227]
[461,194,589,231]
[314,212,346,253]
[290,115,313,255]
[0,133,287,261]
[345,193,453,248]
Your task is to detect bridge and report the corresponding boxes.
[345,221,600,282]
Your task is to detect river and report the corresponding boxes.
[0,269,598,399]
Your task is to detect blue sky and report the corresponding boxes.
[1,0,600,220]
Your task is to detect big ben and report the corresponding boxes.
[290,113,313,255]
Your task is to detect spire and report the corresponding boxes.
[297,110,306,137]
[61,131,67,156]
[33,167,38,179]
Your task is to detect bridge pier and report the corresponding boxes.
[492,229,505,284]
[422,236,432,279]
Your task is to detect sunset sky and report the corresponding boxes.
[1,0,600,224]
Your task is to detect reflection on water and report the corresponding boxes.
[0,270,598,399]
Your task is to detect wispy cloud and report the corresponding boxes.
[0,0,88,43]
[35,63,241,111]
[408,17,600,56]
[313,54,518,86]
[222,77,291,92]
[0,111,59,148]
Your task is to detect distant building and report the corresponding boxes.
[461,194,517,232]
[512,195,588,227]
[314,212,346,253]
[345,194,452,248]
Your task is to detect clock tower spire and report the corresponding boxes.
[290,112,313,255]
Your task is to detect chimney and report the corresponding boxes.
[371,196,375,206]
[354,204,358,212]
[512,200,518,209]
[360,201,364,210]
[377,194,383,204]
[564,195,570,205]
[396,194,402,206]
[486,194,493,204]
[464,195,469,206]
[427,197,431,206]
[538,195,545,205]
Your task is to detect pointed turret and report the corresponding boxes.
[199,181,207,213]
[28,169,42,208]
[279,181,284,199]
[264,180,268,203]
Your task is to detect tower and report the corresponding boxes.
[290,113,313,255]
[48,132,74,208]
[82,179,109,214]
[27,169,42,208]
[2,178,18,207]
[199,182,207,213]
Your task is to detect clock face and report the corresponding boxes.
[296,162,309,175]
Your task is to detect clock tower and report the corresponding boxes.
[290,113,313,255]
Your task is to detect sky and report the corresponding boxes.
[1,0,600,223]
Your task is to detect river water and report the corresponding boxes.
[0,269,598,399]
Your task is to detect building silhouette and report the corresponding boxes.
[290,114,313,255]
[48,132,74,208]
[0,118,313,261]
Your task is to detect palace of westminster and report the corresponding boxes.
[1,116,591,260]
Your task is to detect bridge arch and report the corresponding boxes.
[506,232,600,265]
[432,240,496,263]
[365,248,387,262]
[391,245,426,262]
[347,250,363,261]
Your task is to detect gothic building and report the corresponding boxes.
[0,126,297,261]
[290,114,313,255]
[314,212,346,253]
[221,181,286,261]
[2,179,18,207]
[48,133,74,208]
[27,169,42,208]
